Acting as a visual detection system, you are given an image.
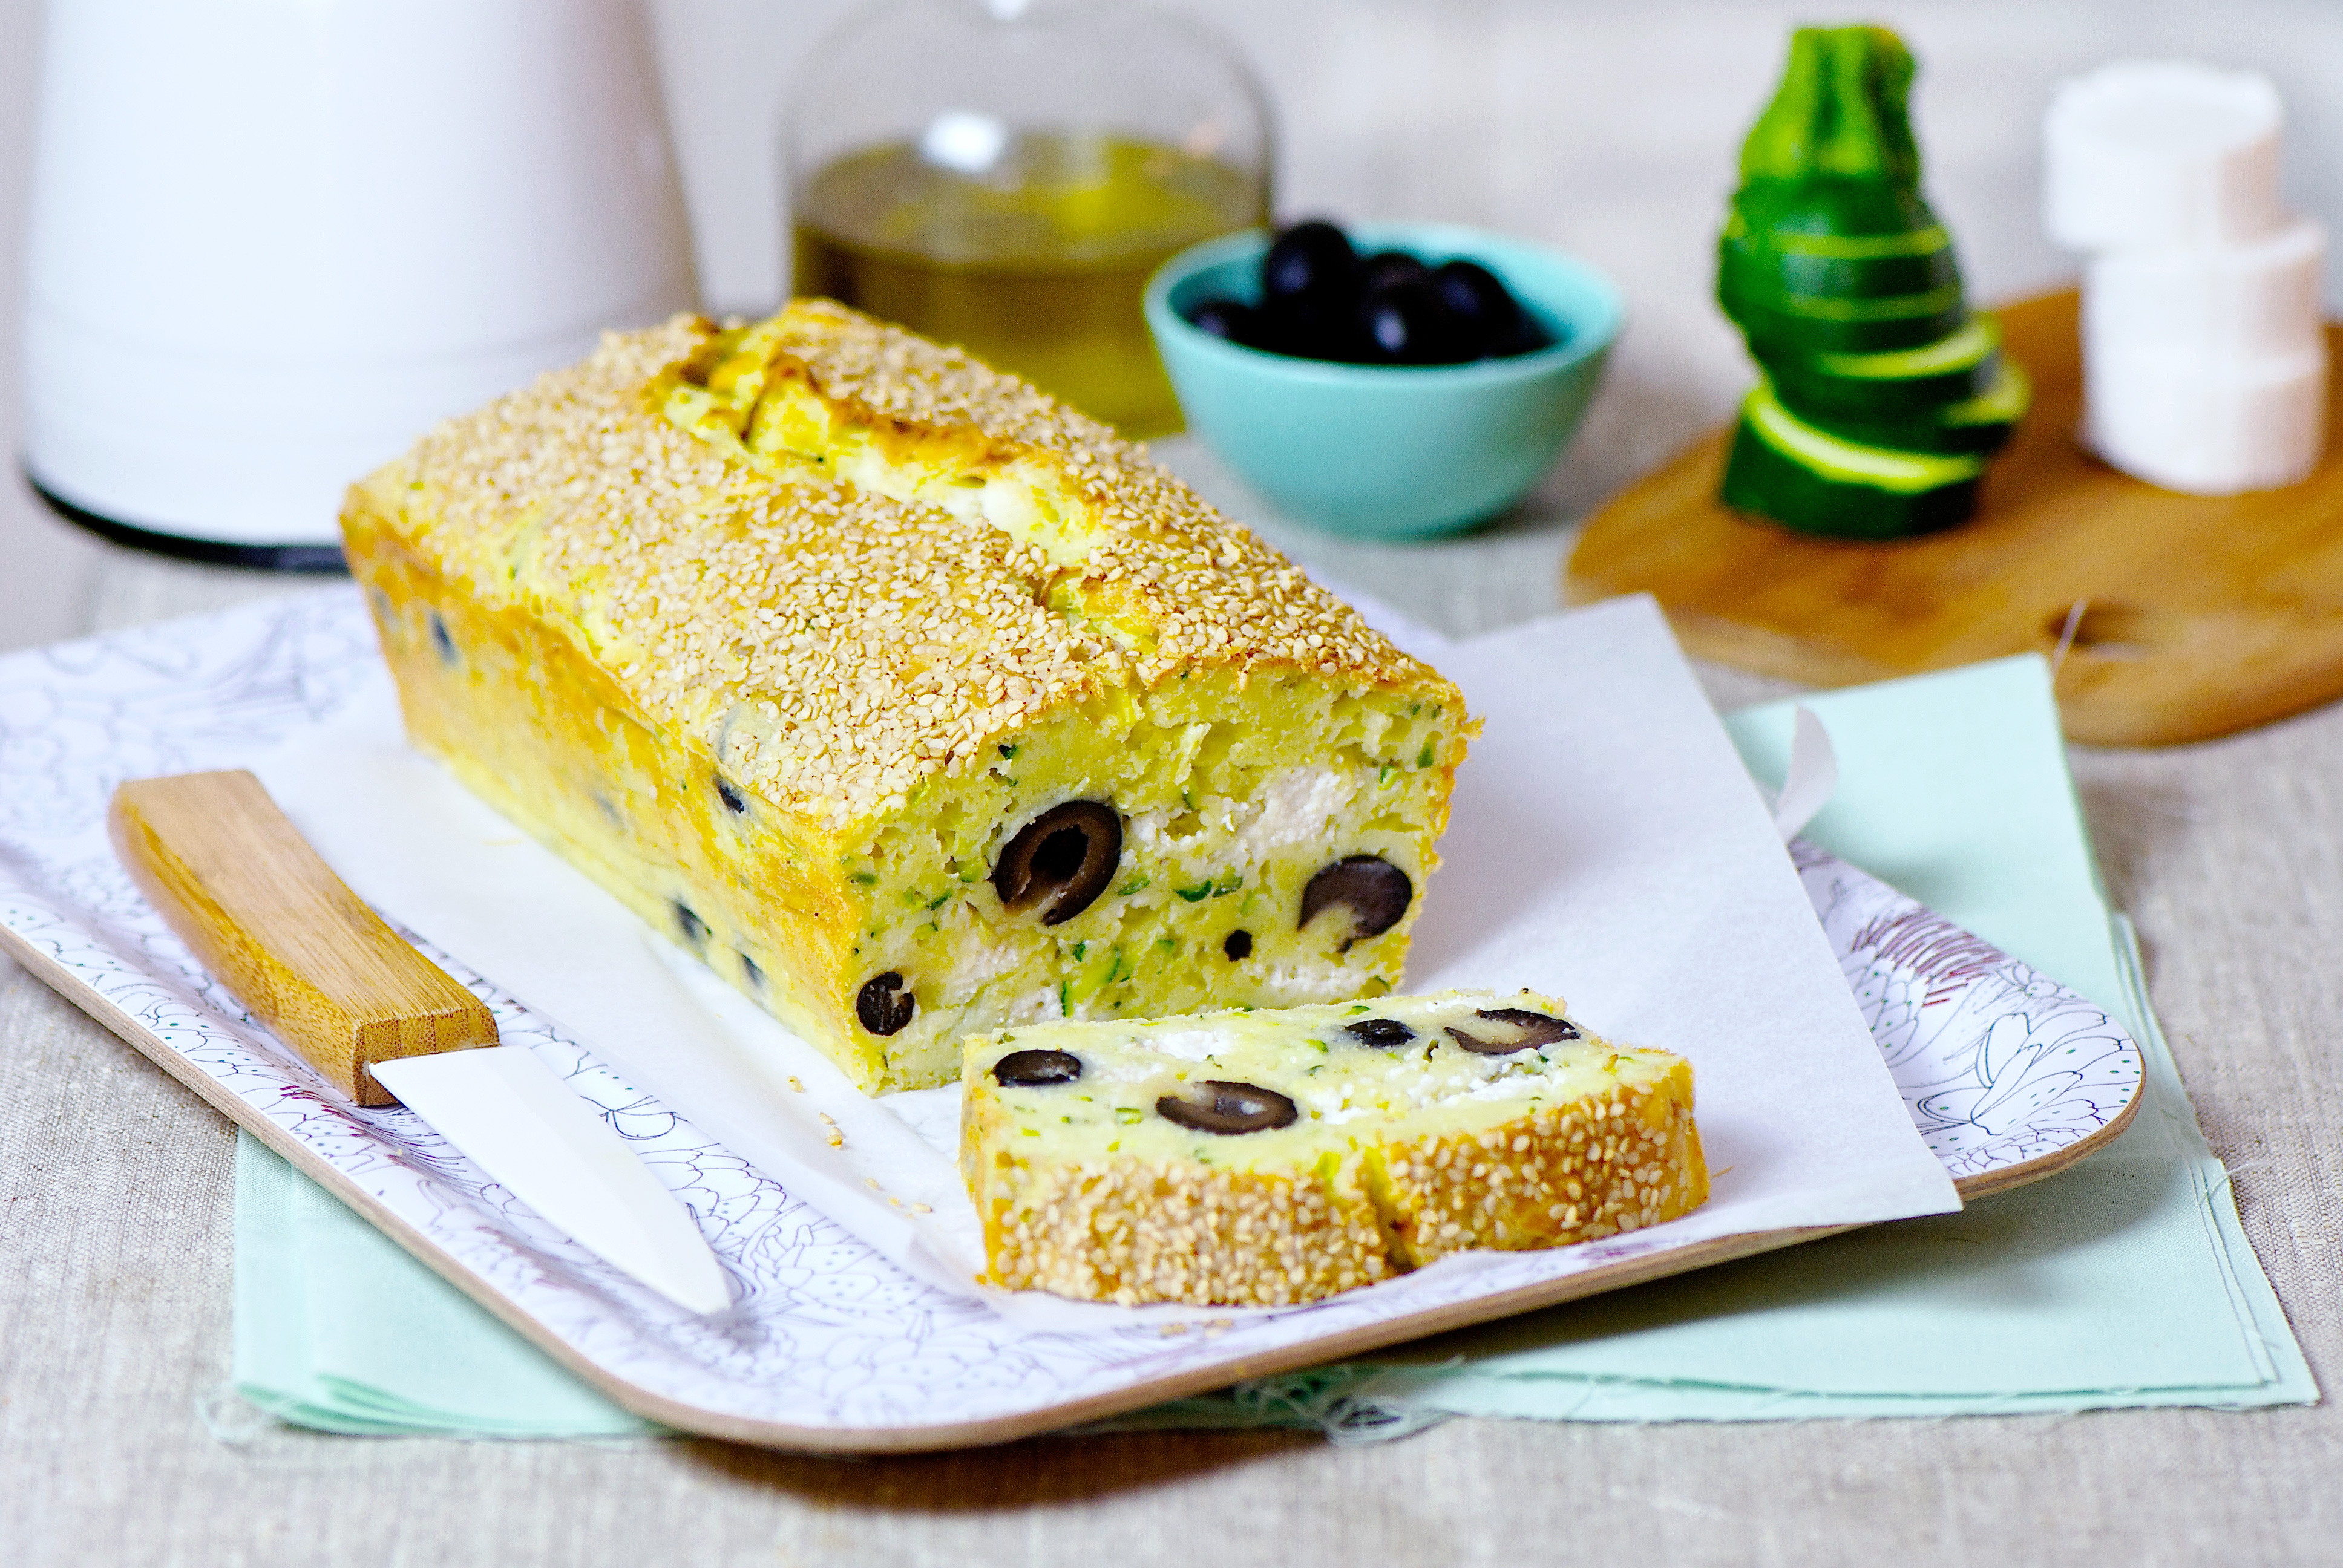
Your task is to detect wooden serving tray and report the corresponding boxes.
[2,844,2138,1449]
[0,592,2144,1452]
[1565,290,2343,746]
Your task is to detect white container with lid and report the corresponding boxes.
[2083,215,2327,361]
[2083,337,2327,495]
[2044,60,2284,252]
[20,0,698,565]
[2046,59,2328,495]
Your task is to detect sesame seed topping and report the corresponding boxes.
[353,301,1457,835]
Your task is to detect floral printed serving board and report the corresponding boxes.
[0,590,2141,1451]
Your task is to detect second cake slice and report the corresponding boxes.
[961,990,1708,1306]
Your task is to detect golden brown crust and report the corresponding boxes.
[349,301,1459,837]
[1377,1074,1709,1269]
[972,1152,1395,1307]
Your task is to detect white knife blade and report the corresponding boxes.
[371,1047,733,1317]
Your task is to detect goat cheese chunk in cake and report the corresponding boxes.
[961,990,1709,1305]
[342,301,1471,1092]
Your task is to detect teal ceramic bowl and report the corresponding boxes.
[1144,223,1624,538]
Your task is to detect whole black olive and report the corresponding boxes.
[992,1048,1083,1088]
[1358,250,1432,295]
[1156,1079,1298,1135]
[1358,278,1473,365]
[1263,220,1357,307]
[1444,1007,1581,1056]
[856,972,916,1036]
[992,802,1122,925]
[1430,259,1523,358]
[1497,313,1558,356]
[1300,855,1414,945]
[1187,296,1263,347]
[1260,219,1360,358]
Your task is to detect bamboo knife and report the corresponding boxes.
[109,769,731,1316]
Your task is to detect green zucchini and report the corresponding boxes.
[1738,27,1921,186]
[1718,235,1960,311]
[1731,174,1935,239]
[1722,283,1967,356]
[1720,385,1982,538]
[1715,24,2013,535]
[1720,178,1959,300]
[1775,358,2030,456]
[1765,315,2005,419]
[1717,34,1965,356]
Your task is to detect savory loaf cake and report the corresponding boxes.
[962,990,1708,1305]
[341,300,1470,1093]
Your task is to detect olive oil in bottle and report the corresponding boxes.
[793,131,1265,439]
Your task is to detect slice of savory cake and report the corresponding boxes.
[341,300,1470,1093]
[960,990,1708,1305]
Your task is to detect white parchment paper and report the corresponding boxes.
[254,594,1957,1331]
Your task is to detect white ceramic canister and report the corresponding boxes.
[21,0,698,563]
[2043,60,2284,253]
[2083,337,2328,495]
[2082,215,2327,361]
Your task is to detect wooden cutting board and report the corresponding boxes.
[1564,289,2343,745]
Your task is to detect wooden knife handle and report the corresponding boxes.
[108,769,497,1108]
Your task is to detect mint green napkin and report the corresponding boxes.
[232,1132,652,1437]
[231,654,2314,1437]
